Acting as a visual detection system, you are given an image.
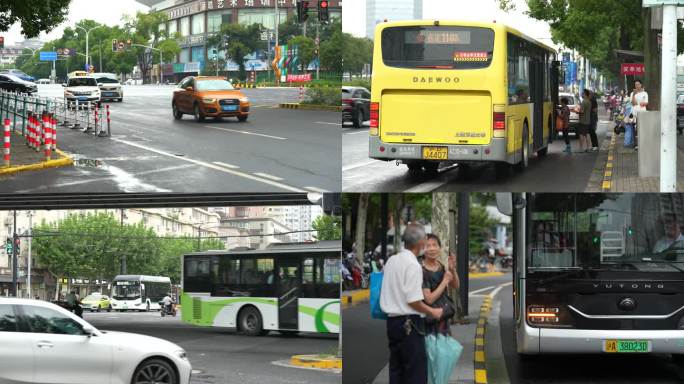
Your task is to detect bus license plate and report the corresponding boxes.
[603,340,651,353]
[422,147,448,160]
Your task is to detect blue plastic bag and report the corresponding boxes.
[370,272,387,320]
[425,333,463,384]
[624,123,634,147]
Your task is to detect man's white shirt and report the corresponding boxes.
[653,233,684,254]
[380,249,424,317]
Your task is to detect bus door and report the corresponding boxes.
[529,58,544,149]
[276,258,301,330]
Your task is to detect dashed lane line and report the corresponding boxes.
[110,138,306,192]
[345,130,370,135]
[212,161,240,169]
[203,125,287,140]
[313,121,341,126]
[342,159,381,172]
[253,172,284,181]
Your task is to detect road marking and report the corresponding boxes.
[342,159,381,172]
[111,138,306,192]
[405,181,446,193]
[303,186,329,193]
[204,125,287,140]
[254,172,284,181]
[14,164,195,193]
[488,282,511,299]
[212,161,240,169]
[313,121,341,126]
[345,130,369,135]
[469,285,496,295]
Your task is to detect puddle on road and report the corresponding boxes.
[68,153,171,192]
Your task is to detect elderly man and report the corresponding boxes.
[380,224,443,384]
[653,217,684,254]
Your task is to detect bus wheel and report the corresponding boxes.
[405,161,423,173]
[238,306,264,336]
[516,125,530,171]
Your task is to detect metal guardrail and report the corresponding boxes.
[0,90,111,139]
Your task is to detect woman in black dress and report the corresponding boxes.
[422,234,460,335]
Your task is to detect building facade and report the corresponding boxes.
[220,217,292,249]
[137,0,341,82]
[365,0,422,39]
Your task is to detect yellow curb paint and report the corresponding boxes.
[475,350,486,363]
[605,170,612,177]
[606,163,613,168]
[341,289,369,308]
[470,271,505,278]
[602,181,611,190]
[475,369,488,383]
[476,327,485,336]
[607,156,613,161]
[475,337,484,346]
[290,355,342,370]
[0,150,73,175]
[478,318,486,325]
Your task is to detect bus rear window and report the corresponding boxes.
[381,26,494,69]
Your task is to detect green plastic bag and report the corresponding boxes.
[425,333,463,384]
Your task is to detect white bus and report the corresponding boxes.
[110,275,172,312]
[181,241,340,336]
[497,193,684,359]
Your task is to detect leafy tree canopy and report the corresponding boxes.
[0,0,71,38]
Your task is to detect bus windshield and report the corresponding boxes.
[112,281,141,300]
[380,26,494,69]
[529,193,684,272]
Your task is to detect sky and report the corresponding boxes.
[342,0,559,49]
[3,0,150,46]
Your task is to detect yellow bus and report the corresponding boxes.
[368,20,559,174]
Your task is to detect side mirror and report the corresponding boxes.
[185,86,193,92]
[82,324,95,337]
[496,193,514,216]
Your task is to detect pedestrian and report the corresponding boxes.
[589,90,599,151]
[558,97,572,153]
[576,89,592,152]
[380,224,443,384]
[421,234,459,336]
[630,79,649,150]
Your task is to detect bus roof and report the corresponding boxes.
[375,20,556,53]
[184,241,340,257]
[112,275,171,283]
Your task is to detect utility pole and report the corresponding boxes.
[11,210,17,297]
[457,193,469,317]
[27,211,32,299]
[316,22,320,80]
[660,3,678,192]
[76,25,102,71]
[99,38,103,73]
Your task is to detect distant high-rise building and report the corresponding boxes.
[366,0,423,39]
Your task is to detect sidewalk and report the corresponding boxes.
[373,294,486,384]
[587,112,684,192]
[0,130,72,176]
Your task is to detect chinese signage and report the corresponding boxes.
[620,63,645,76]
[166,0,339,19]
[178,34,206,48]
[286,73,312,82]
[39,51,57,61]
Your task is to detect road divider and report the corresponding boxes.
[289,354,342,370]
[602,133,616,191]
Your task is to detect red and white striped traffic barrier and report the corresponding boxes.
[94,104,99,134]
[43,112,52,161]
[299,86,304,102]
[106,104,111,136]
[3,118,10,167]
[51,114,57,150]
[27,112,34,149]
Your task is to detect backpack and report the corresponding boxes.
[370,272,388,320]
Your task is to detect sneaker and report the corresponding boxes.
[591,147,598,152]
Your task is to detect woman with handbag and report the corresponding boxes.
[421,234,463,384]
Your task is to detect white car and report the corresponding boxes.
[93,72,123,102]
[0,298,192,384]
[63,76,101,106]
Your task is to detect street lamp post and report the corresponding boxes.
[131,44,163,85]
[75,25,102,72]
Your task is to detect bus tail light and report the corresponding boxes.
[370,102,380,135]
[493,105,506,138]
[527,305,573,327]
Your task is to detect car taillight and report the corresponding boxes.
[493,112,505,130]
[370,102,379,128]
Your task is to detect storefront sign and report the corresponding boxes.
[620,63,645,76]
[286,73,312,82]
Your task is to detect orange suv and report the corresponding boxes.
[172,76,250,122]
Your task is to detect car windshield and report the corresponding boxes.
[112,281,141,300]
[96,77,119,84]
[68,78,97,87]
[529,193,684,272]
[83,294,101,301]
[195,79,234,91]
[342,89,351,97]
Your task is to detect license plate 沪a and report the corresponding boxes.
[222,105,238,111]
[603,340,651,353]
[422,147,448,160]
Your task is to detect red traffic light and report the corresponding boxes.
[320,0,328,7]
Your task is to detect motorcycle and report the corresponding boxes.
[159,301,176,317]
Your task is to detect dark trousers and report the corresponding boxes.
[562,126,570,145]
[387,315,427,384]
[589,116,599,148]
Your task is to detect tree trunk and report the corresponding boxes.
[354,193,369,268]
[392,194,402,254]
[431,193,463,323]
[644,7,661,111]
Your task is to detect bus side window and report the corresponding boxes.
[303,258,315,284]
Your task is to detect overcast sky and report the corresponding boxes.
[3,0,150,46]
[342,0,558,49]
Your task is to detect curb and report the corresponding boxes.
[470,272,504,279]
[474,295,493,384]
[279,103,342,112]
[602,133,616,191]
[290,354,342,370]
[0,148,73,175]
[341,289,369,308]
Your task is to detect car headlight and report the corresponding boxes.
[175,350,188,360]
[202,98,216,104]
[239,97,249,103]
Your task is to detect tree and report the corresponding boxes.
[342,34,372,76]
[0,0,71,38]
[320,24,343,73]
[207,23,263,81]
[312,214,342,241]
[288,35,316,72]
[123,11,176,84]
[354,193,370,267]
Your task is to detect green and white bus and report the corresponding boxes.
[110,275,172,312]
[181,241,340,336]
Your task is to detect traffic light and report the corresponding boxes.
[297,1,310,23]
[5,237,11,254]
[13,236,19,254]
[0,36,4,49]
[317,0,329,23]
[112,39,118,52]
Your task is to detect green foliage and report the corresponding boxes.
[302,86,339,105]
[342,34,373,75]
[343,79,371,91]
[32,212,225,284]
[288,35,316,71]
[123,11,178,83]
[207,23,263,81]
[312,215,342,241]
[469,203,498,258]
[320,23,342,73]
[0,0,71,38]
